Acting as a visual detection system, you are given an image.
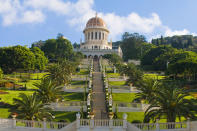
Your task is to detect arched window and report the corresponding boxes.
[99,32,101,40]
[95,32,97,40]
[88,32,90,40]
[91,32,93,40]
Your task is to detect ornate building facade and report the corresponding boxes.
[74,14,122,58]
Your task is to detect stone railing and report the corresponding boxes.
[72,75,89,81]
[87,58,93,118]
[112,102,143,112]
[132,121,188,131]
[0,118,12,128]
[0,118,71,130]
[79,119,125,128]
[50,101,87,112]
[0,114,195,131]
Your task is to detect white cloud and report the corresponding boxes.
[24,0,72,15]
[0,0,45,26]
[20,10,45,23]
[165,28,190,37]
[0,0,196,40]
[99,12,162,40]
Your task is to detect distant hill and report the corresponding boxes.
[112,41,121,47]
[151,35,197,51]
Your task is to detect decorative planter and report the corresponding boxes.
[108,112,114,119]
[89,112,94,119]
[11,112,18,118]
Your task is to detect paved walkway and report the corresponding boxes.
[92,58,108,119]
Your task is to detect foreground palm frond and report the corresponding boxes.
[144,87,197,123]
[34,78,63,103]
[13,93,53,121]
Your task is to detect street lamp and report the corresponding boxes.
[166,61,170,69]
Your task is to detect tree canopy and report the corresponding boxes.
[120,32,153,61]
[31,47,48,71]
[0,46,35,73]
[0,68,3,78]
[0,45,48,73]
[151,35,196,49]
[40,36,73,62]
[141,45,177,71]
[167,51,197,80]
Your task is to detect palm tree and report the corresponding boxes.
[12,93,53,121]
[47,60,76,86]
[34,78,63,103]
[123,63,143,86]
[0,67,3,78]
[144,87,197,123]
[135,78,160,103]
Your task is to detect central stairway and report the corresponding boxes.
[92,57,108,119]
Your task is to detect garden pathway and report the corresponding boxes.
[92,58,108,119]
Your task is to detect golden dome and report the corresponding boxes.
[86,16,106,28]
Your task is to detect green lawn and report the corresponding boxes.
[62,92,85,101]
[112,93,136,102]
[117,112,186,123]
[4,72,47,80]
[52,111,77,122]
[0,108,11,118]
[2,72,47,90]
[117,112,144,123]
[109,81,127,86]
[0,108,77,122]
[144,73,165,80]
[16,79,40,89]
[71,81,87,85]
[76,69,89,75]
[0,90,34,105]
[107,73,120,78]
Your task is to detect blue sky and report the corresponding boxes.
[0,0,197,47]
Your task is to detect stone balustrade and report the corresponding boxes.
[0,115,195,131]
[132,121,188,131]
[50,101,87,112]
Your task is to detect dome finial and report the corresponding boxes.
[95,12,98,18]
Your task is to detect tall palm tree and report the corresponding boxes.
[34,78,63,103]
[135,78,160,103]
[123,63,143,86]
[47,60,76,86]
[12,93,53,121]
[144,87,197,123]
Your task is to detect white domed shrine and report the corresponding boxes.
[74,14,122,58]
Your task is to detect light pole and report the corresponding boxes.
[166,61,170,69]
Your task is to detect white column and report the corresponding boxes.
[156,119,160,131]
[113,66,116,73]
[43,118,47,131]
[187,118,190,130]
[90,119,94,129]
[109,119,113,129]
[76,112,81,129]
[12,115,16,129]
[123,113,127,129]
